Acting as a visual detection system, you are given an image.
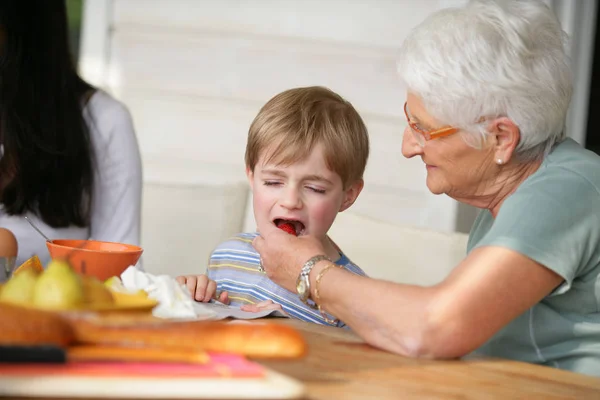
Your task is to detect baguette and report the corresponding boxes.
[0,305,307,359]
[0,303,74,347]
[71,317,307,359]
[68,344,209,364]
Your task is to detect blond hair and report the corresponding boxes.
[245,86,369,188]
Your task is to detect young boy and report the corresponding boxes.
[177,86,369,327]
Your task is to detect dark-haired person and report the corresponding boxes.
[0,0,142,266]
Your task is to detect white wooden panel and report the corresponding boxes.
[141,182,249,276]
[143,157,247,186]
[112,0,440,49]
[79,0,112,87]
[119,90,257,169]
[350,187,458,232]
[362,116,426,190]
[328,212,468,285]
[107,29,404,119]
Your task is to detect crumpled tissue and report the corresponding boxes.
[120,266,217,320]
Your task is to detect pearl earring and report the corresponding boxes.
[496,159,503,165]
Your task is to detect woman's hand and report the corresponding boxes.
[241,300,288,316]
[176,274,229,304]
[252,229,326,292]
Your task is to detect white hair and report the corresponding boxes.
[397,0,573,162]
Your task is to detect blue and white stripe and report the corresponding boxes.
[207,232,367,328]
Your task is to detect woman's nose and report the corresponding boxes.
[280,187,303,210]
[401,127,423,159]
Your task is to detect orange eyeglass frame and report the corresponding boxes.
[403,102,459,142]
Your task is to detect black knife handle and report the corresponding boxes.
[0,345,66,363]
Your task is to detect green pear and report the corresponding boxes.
[0,268,38,305]
[32,259,84,310]
[81,275,114,305]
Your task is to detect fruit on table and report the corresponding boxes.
[0,268,38,306]
[104,276,145,296]
[104,276,128,292]
[13,255,44,276]
[32,259,84,310]
[81,275,114,305]
[104,275,150,304]
[0,259,150,311]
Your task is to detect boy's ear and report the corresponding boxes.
[339,179,364,212]
[246,166,254,190]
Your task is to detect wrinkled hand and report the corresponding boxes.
[175,274,229,304]
[252,229,326,293]
[240,300,288,316]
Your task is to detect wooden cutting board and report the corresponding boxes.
[0,353,304,399]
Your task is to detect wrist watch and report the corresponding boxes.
[296,255,330,307]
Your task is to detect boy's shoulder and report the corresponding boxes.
[210,233,368,276]
[210,232,260,260]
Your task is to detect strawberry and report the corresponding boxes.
[278,222,297,236]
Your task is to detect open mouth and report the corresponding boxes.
[274,219,305,236]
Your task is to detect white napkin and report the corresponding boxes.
[120,266,217,320]
[119,266,288,321]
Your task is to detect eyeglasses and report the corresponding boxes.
[403,102,459,146]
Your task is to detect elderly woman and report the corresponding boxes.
[252,0,600,377]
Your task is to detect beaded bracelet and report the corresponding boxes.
[314,262,342,325]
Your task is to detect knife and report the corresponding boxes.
[0,344,209,364]
[0,345,67,363]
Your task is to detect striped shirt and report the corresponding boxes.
[207,232,367,328]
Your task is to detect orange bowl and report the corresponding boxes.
[46,240,143,281]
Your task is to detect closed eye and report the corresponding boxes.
[263,181,282,187]
[307,186,326,194]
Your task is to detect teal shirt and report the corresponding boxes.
[467,139,600,377]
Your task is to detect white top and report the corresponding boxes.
[0,90,143,267]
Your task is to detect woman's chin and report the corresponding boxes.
[425,176,447,195]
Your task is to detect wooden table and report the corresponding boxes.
[259,319,600,399]
[9,318,600,399]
